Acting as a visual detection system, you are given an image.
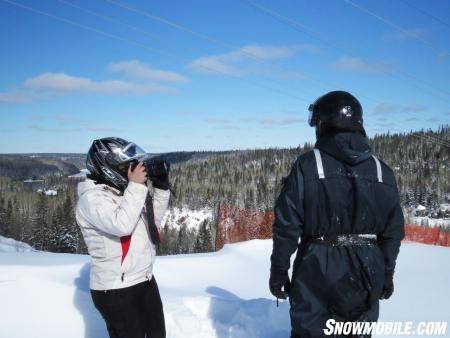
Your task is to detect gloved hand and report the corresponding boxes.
[379,271,394,300]
[269,265,291,299]
[149,160,170,190]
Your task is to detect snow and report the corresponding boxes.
[69,169,89,178]
[416,204,427,211]
[439,203,449,212]
[0,240,449,338]
[0,236,35,252]
[162,207,214,230]
[410,216,450,227]
[44,189,58,196]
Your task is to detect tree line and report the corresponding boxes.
[0,126,448,254]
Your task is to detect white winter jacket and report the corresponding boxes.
[76,179,170,290]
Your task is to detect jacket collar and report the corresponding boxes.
[315,131,372,165]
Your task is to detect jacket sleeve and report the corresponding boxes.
[152,187,170,227]
[377,180,405,274]
[78,182,148,237]
[271,160,305,271]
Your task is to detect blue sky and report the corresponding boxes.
[1,0,449,153]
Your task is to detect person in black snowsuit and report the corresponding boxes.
[269,91,405,338]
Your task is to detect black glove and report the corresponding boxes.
[148,160,170,190]
[269,265,291,299]
[379,271,394,300]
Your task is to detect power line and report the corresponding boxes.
[243,0,450,103]
[1,0,309,102]
[56,0,311,103]
[55,0,160,40]
[103,0,384,104]
[343,0,446,53]
[343,0,450,99]
[399,0,450,30]
[1,0,173,58]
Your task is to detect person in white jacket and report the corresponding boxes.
[76,137,170,338]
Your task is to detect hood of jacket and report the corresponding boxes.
[315,131,372,165]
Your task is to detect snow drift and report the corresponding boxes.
[0,240,449,338]
[0,235,35,253]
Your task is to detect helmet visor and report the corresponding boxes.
[308,104,315,126]
[110,142,147,163]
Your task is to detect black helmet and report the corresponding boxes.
[308,91,365,136]
[86,137,148,190]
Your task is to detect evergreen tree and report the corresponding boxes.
[176,224,189,254]
[0,196,5,236]
[194,219,213,253]
[4,199,13,237]
[30,193,50,251]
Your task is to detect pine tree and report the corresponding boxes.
[176,224,189,254]
[30,193,50,251]
[1,199,14,237]
[0,197,4,236]
[194,219,213,253]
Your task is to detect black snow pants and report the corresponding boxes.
[289,242,385,338]
[91,276,165,338]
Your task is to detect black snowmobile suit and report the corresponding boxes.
[272,131,405,337]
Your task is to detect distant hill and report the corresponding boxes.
[154,150,232,165]
[0,155,80,180]
[0,151,229,177]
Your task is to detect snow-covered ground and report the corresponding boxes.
[68,169,89,178]
[0,235,35,253]
[0,240,449,338]
[162,207,214,230]
[409,216,450,228]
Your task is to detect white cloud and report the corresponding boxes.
[401,104,428,113]
[28,124,82,132]
[238,45,296,60]
[0,91,28,103]
[332,57,389,75]
[189,44,312,77]
[0,61,187,104]
[31,114,88,124]
[108,60,189,83]
[260,116,305,125]
[207,116,305,128]
[373,102,428,114]
[24,73,175,95]
[239,117,258,123]
[426,117,438,123]
[205,118,233,124]
[383,28,429,42]
[190,56,243,76]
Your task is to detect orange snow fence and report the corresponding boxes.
[404,224,450,247]
[215,204,450,250]
[215,204,274,250]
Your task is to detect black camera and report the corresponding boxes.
[130,158,169,179]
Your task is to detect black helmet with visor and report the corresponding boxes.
[86,137,148,191]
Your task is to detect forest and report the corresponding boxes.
[0,126,448,255]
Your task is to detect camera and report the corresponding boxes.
[130,158,169,179]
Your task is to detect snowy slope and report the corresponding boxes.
[0,241,449,338]
[410,216,450,228]
[162,207,214,230]
[0,235,35,253]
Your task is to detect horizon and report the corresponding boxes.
[0,123,448,155]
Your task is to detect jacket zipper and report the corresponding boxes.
[121,273,125,282]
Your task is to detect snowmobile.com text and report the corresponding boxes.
[323,319,448,336]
